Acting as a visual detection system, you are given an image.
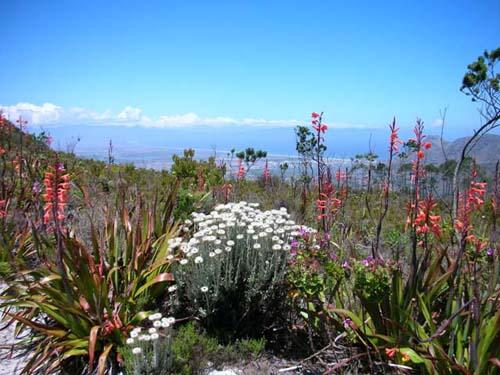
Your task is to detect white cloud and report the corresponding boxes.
[0,102,374,129]
[0,102,63,124]
[117,106,143,122]
[432,118,444,127]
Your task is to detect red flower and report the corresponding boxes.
[311,112,320,119]
[335,169,346,182]
[417,150,425,159]
[424,142,432,150]
[236,159,246,180]
[0,200,6,217]
[313,124,328,133]
[43,164,70,226]
[262,160,271,186]
[389,119,403,153]
[316,199,327,210]
[385,348,397,359]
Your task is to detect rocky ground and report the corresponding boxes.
[0,283,24,375]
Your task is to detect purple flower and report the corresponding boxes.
[32,181,42,194]
[487,248,494,257]
[362,256,374,266]
[343,318,353,329]
[290,240,299,249]
[342,260,350,269]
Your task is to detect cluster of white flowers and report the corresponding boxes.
[169,201,315,265]
[122,312,175,373]
[126,313,175,355]
[171,202,315,316]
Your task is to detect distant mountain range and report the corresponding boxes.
[425,134,500,168]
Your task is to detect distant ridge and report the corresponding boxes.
[425,134,500,168]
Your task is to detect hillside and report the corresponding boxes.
[425,134,500,168]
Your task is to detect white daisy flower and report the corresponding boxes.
[148,313,162,321]
[132,347,142,355]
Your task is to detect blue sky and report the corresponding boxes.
[1,0,499,149]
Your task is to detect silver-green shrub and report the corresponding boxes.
[170,202,315,325]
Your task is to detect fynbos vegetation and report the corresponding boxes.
[0,48,499,374]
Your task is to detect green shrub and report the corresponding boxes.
[171,322,218,375]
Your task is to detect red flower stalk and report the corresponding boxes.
[0,200,6,218]
[310,111,328,231]
[414,195,441,238]
[455,169,487,237]
[410,120,429,187]
[221,183,233,203]
[43,163,70,226]
[236,159,246,180]
[196,170,205,191]
[262,160,271,186]
[389,122,403,153]
[315,191,342,222]
[335,168,346,183]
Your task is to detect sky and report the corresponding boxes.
[1,0,499,157]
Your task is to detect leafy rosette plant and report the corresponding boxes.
[171,201,314,338]
[0,190,179,374]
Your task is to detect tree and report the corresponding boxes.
[235,147,267,172]
[453,47,500,219]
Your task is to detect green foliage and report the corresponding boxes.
[171,322,218,375]
[287,232,347,343]
[461,48,500,94]
[294,125,317,157]
[353,259,392,303]
[234,337,266,359]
